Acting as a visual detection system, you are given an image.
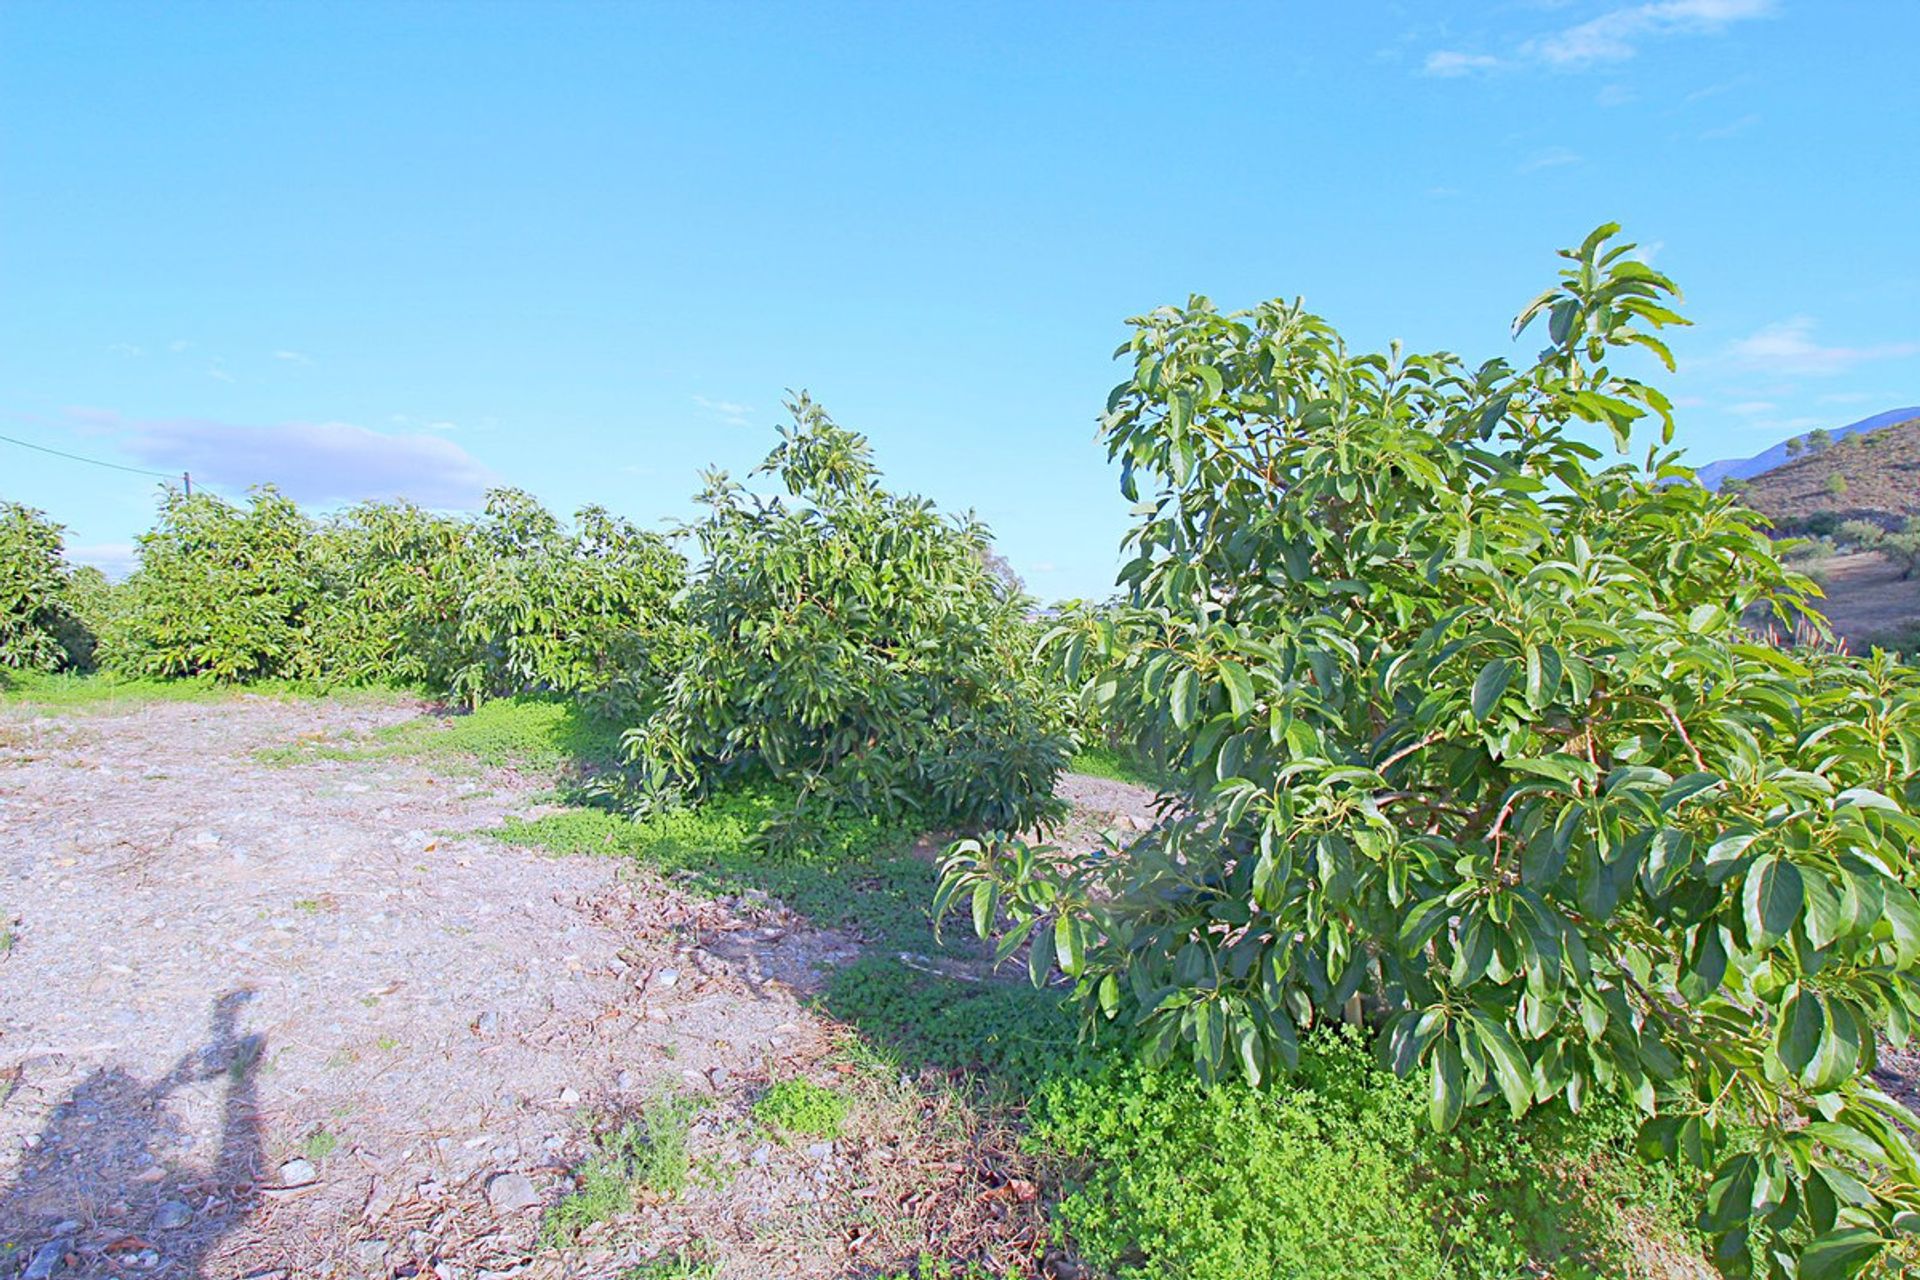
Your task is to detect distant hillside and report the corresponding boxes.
[1696,406,1920,490]
[1728,415,1920,532]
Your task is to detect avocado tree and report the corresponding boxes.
[633,395,1071,844]
[0,501,95,672]
[940,227,1920,1277]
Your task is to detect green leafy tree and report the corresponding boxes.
[309,492,686,714]
[0,501,96,671]
[1826,473,1850,498]
[633,394,1070,842]
[1788,437,1805,459]
[102,487,318,681]
[941,226,1920,1277]
[1808,428,1834,454]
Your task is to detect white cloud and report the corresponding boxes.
[1423,50,1501,76]
[1425,0,1773,77]
[1526,0,1775,66]
[168,339,191,353]
[1631,239,1666,265]
[207,364,236,384]
[273,349,313,365]
[1729,401,1777,415]
[88,413,499,509]
[1519,146,1583,172]
[63,542,138,580]
[1030,561,1058,574]
[1819,391,1880,405]
[109,343,145,357]
[693,395,753,426]
[1596,82,1637,106]
[1727,317,1920,377]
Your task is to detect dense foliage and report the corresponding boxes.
[1031,1027,1704,1279]
[941,226,1920,1276]
[309,490,685,715]
[98,486,685,711]
[0,501,96,672]
[631,395,1071,840]
[102,487,318,680]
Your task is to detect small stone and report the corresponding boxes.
[486,1171,540,1213]
[615,1070,638,1091]
[805,1141,834,1161]
[652,968,680,989]
[51,1220,81,1236]
[749,1144,772,1167]
[279,1158,317,1186]
[154,1199,192,1230]
[348,1238,389,1268]
[23,1242,63,1280]
[557,1086,579,1106]
[473,1011,500,1036]
[707,1066,731,1089]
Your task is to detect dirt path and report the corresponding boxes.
[0,696,1123,1279]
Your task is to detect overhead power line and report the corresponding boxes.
[0,431,190,490]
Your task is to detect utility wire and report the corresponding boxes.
[0,431,181,482]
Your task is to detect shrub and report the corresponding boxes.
[0,501,96,672]
[1826,473,1850,497]
[942,226,1920,1276]
[632,395,1071,841]
[1031,1028,1704,1280]
[101,487,318,681]
[1835,519,1886,550]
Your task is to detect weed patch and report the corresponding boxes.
[542,1095,701,1248]
[752,1078,849,1139]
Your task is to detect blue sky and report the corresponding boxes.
[2,0,1915,596]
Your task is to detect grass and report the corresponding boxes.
[620,1245,719,1280]
[752,1077,849,1139]
[255,695,628,777]
[0,669,310,708]
[1067,743,1172,790]
[542,1094,701,1248]
[301,1129,339,1162]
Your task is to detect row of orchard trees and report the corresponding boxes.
[2,486,688,718]
[0,401,1071,841]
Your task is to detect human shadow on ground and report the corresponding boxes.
[0,990,265,1279]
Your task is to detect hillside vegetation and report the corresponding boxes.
[1726,415,1920,532]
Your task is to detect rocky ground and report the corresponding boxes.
[0,695,1144,1279]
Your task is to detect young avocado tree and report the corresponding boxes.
[939,226,1920,1277]
[633,395,1071,845]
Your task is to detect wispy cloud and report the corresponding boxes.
[273,349,313,365]
[1426,0,1774,77]
[1727,317,1920,376]
[1526,0,1775,65]
[693,395,753,426]
[1729,401,1777,415]
[207,361,236,384]
[109,343,145,358]
[168,339,191,353]
[74,410,499,508]
[1698,112,1761,140]
[1519,146,1583,172]
[1596,83,1638,106]
[1423,50,1501,77]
